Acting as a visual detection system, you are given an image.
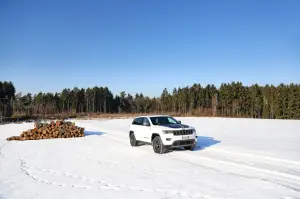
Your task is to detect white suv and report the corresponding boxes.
[129,115,197,154]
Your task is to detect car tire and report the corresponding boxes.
[129,132,138,147]
[184,144,195,151]
[152,136,166,154]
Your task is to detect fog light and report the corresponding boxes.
[166,138,171,141]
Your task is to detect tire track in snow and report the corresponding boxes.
[169,152,300,193]
[26,149,202,175]
[0,142,9,159]
[20,158,132,191]
[180,153,300,181]
[207,148,300,167]
[80,156,201,174]
[19,158,214,199]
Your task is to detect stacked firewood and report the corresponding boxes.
[6,120,85,141]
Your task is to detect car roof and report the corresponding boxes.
[133,115,171,119]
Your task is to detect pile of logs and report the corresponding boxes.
[7,120,85,141]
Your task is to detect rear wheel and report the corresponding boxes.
[130,132,138,146]
[152,136,166,154]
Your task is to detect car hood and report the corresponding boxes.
[152,123,191,130]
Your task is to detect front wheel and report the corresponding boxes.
[152,136,166,154]
[130,132,138,146]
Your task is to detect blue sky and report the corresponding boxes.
[1,0,299,97]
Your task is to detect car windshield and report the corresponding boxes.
[149,116,180,125]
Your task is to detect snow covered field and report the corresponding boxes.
[1,117,300,199]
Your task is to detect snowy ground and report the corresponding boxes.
[1,117,300,199]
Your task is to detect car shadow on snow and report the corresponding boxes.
[170,136,221,152]
[193,136,221,151]
[84,131,106,136]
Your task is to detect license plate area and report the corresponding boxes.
[182,136,189,140]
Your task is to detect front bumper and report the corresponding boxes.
[171,139,196,147]
[161,133,197,146]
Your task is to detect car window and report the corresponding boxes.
[150,116,179,125]
[132,117,144,125]
[137,117,144,125]
[143,118,150,125]
[132,118,139,125]
[132,118,138,125]
[167,117,177,124]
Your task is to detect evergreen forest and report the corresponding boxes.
[1,81,300,120]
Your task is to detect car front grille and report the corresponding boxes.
[173,129,193,136]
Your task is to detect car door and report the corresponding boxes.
[131,117,144,141]
[139,117,152,143]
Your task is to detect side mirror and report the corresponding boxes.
[178,120,181,124]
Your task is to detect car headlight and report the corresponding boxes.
[162,130,173,134]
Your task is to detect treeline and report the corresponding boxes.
[0,81,15,119]
[1,81,300,120]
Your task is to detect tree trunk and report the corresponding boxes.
[104,97,107,113]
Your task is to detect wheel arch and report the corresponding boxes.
[151,133,160,142]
